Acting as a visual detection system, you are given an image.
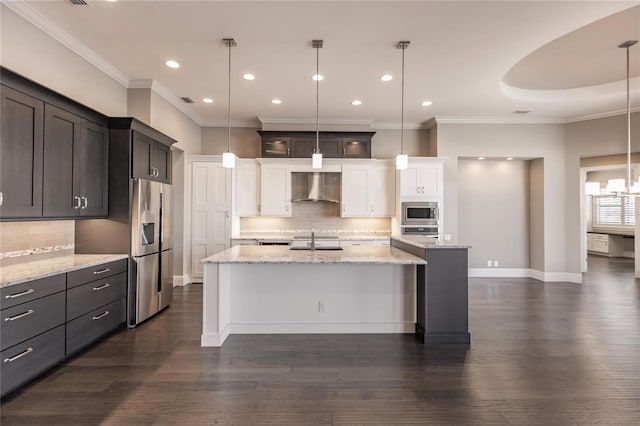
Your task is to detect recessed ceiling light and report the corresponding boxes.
[421,100,433,107]
[312,74,324,81]
[105,0,118,3]
[380,74,393,82]
[506,157,514,161]
[351,100,362,106]
[165,60,180,69]
[478,157,485,160]
[202,98,213,104]
[242,73,255,80]
[271,99,282,105]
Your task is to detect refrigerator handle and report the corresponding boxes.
[159,191,164,244]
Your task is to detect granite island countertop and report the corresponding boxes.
[235,233,390,241]
[202,245,426,265]
[0,254,129,288]
[391,236,471,249]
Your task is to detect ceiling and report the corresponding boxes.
[8,0,640,127]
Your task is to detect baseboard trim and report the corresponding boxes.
[468,268,530,278]
[229,322,415,334]
[201,326,230,347]
[469,268,582,284]
[172,274,190,287]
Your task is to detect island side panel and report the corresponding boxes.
[423,248,470,344]
[202,263,231,346]
[227,264,416,334]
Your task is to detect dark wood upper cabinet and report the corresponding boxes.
[110,118,176,184]
[342,136,372,158]
[132,132,154,180]
[153,141,171,184]
[43,104,82,217]
[43,105,109,218]
[258,131,374,159]
[131,131,172,183]
[0,85,44,219]
[1,67,110,221]
[261,136,291,158]
[80,122,109,216]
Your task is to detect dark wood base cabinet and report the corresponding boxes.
[0,259,127,398]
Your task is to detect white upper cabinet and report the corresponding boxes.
[341,166,370,217]
[399,158,443,200]
[260,165,291,217]
[341,164,395,217]
[235,161,260,217]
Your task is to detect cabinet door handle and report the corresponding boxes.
[416,187,420,194]
[421,186,425,194]
[81,196,88,209]
[92,283,111,291]
[343,148,346,156]
[92,310,110,321]
[343,205,346,213]
[74,196,81,209]
[285,203,289,212]
[5,288,35,299]
[93,268,111,275]
[4,347,33,363]
[0,191,3,206]
[4,309,34,322]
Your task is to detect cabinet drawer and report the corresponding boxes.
[66,272,126,321]
[0,291,65,351]
[1,274,65,310]
[66,298,125,356]
[1,325,65,397]
[66,259,127,289]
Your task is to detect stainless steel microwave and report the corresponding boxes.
[401,201,439,226]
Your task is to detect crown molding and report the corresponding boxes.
[564,107,640,124]
[371,122,427,130]
[435,116,566,125]
[257,117,376,126]
[3,1,130,87]
[201,120,261,128]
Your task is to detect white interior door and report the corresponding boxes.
[191,161,230,280]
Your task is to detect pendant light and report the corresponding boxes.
[396,41,410,170]
[312,40,323,169]
[222,38,236,168]
[585,40,638,196]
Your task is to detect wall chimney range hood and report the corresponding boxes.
[292,172,341,203]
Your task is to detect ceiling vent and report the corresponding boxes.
[181,97,194,104]
[69,0,88,5]
[513,110,531,114]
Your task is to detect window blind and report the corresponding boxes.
[593,194,635,227]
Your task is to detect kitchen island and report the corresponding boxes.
[201,245,426,346]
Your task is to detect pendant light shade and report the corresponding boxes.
[223,38,236,169]
[396,41,410,170]
[312,40,323,169]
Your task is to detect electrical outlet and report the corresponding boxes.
[318,301,325,313]
[444,234,451,241]
[487,260,492,267]
[494,260,499,267]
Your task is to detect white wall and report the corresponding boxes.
[437,123,568,276]
[0,5,127,117]
[565,113,639,274]
[458,159,530,269]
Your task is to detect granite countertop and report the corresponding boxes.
[0,254,129,288]
[202,245,426,265]
[391,236,471,249]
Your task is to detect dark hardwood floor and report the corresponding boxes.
[2,255,639,425]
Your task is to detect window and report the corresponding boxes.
[593,194,635,228]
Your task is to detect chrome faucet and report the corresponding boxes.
[310,227,316,251]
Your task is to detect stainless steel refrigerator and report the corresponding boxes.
[130,179,173,326]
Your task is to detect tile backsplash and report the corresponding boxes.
[0,221,75,266]
[240,202,391,235]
